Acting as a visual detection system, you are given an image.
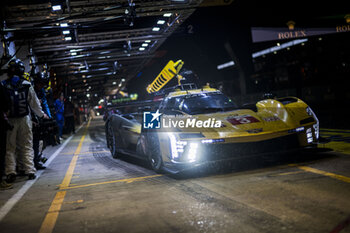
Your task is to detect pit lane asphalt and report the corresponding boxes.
[0,116,349,233]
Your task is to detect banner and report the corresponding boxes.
[251,24,350,43]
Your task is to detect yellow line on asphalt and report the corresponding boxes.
[61,174,163,190]
[289,164,350,183]
[38,191,66,233]
[270,171,305,177]
[60,150,110,155]
[38,120,90,233]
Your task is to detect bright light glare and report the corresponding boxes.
[157,20,166,25]
[139,47,145,51]
[63,30,70,35]
[188,143,198,162]
[86,94,90,97]
[52,5,61,11]
[60,23,68,27]
[112,82,117,85]
[152,27,160,32]
[64,37,72,41]
[121,78,125,82]
[163,13,172,17]
[144,40,151,43]
[169,133,178,159]
[71,52,77,56]
[142,43,149,47]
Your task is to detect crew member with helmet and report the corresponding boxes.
[32,72,52,170]
[1,59,48,182]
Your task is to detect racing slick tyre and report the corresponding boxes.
[106,121,119,158]
[137,132,163,173]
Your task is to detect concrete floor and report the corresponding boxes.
[1,117,350,233]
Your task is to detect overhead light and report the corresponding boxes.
[163,13,172,17]
[139,47,145,51]
[64,37,72,41]
[100,51,111,54]
[60,23,68,27]
[144,40,151,43]
[142,43,149,47]
[157,20,166,25]
[63,30,70,35]
[86,94,90,97]
[118,83,122,87]
[52,5,61,11]
[72,89,75,92]
[70,49,82,53]
[71,52,77,56]
[121,78,125,82]
[152,27,160,32]
[217,61,235,70]
[113,82,117,85]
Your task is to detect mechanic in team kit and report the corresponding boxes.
[1,59,48,183]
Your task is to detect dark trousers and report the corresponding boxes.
[65,116,75,134]
[33,135,40,166]
[0,127,6,181]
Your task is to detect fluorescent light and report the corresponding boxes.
[152,27,160,32]
[217,61,235,70]
[252,39,308,58]
[60,23,68,27]
[64,37,72,41]
[163,13,172,17]
[142,43,148,47]
[71,52,77,56]
[63,30,70,35]
[52,5,61,11]
[139,47,145,51]
[70,49,82,53]
[157,20,166,25]
[144,40,151,43]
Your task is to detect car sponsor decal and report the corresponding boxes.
[262,116,280,122]
[226,115,260,125]
[247,128,263,133]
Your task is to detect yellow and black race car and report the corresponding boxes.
[105,60,319,173]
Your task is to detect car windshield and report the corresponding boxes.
[178,92,238,115]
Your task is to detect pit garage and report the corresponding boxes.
[0,1,350,233]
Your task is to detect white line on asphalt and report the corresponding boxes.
[0,124,85,222]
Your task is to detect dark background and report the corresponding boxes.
[127,0,350,129]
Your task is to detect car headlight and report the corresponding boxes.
[168,133,197,163]
[306,106,319,139]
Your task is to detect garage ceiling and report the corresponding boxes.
[1,0,203,104]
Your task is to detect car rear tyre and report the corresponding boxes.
[107,122,119,158]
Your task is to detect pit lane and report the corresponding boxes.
[0,116,349,233]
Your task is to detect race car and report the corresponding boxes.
[105,60,319,173]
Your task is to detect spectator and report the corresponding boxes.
[2,59,48,182]
[0,83,13,189]
[54,92,64,140]
[64,98,75,134]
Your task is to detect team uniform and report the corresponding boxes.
[2,73,45,181]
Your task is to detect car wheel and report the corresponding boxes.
[138,132,163,173]
[107,122,118,158]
